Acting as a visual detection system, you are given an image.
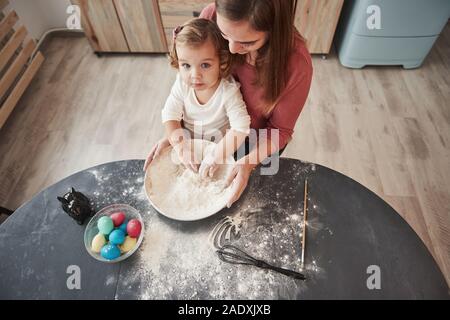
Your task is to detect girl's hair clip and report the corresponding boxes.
[172,25,183,40]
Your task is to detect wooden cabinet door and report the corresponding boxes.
[295,0,344,54]
[113,0,168,52]
[72,0,129,52]
[158,0,210,47]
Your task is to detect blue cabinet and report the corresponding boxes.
[335,0,450,69]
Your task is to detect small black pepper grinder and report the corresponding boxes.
[57,187,94,225]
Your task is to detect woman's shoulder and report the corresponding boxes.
[285,34,313,86]
[291,34,313,74]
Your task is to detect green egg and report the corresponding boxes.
[97,216,114,235]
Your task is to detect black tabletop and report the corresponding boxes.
[0,159,448,299]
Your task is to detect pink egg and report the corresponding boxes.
[127,219,141,238]
[110,211,126,227]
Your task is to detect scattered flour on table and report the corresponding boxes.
[121,198,327,299]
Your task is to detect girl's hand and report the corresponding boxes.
[225,163,253,208]
[174,139,200,173]
[143,138,171,171]
[199,150,219,179]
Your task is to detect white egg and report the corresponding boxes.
[91,233,106,253]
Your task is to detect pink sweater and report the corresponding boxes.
[200,3,313,149]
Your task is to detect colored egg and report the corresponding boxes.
[97,216,114,235]
[109,229,125,245]
[91,233,106,253]
[120,236,137,253]
[100,244,121,260]
[118,220,128,234]
[127,219,142,238]
[110,211,126,227]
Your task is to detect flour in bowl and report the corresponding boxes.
[144,140,234,220]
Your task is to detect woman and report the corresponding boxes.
[144,0,312,208]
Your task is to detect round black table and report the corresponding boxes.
[0,159,448,299]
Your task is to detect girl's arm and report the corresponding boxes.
[164,120,184,147]
[164,120,199,172]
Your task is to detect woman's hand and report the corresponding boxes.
[225,162,254,208]
[143,137,171,171]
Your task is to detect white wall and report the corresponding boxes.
[7,0,72,40]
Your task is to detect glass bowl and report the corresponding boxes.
[84,203,144,263]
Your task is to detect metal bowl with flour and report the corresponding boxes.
[144,139,235,221]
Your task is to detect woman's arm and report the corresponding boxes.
[225,134,278,207]
[214,129,248,163]
[199,128,247,178]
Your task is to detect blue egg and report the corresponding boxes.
[109,229,125,245]
[100,244,121,260]
[118,220,128,234]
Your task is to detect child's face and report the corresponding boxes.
[177,40,221,92]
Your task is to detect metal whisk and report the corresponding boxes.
[216,244,306,280]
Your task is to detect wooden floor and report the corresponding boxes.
[1,24,449,286]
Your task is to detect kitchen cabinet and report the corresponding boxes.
[158,0,210,46]
[114,0,167,52]
[72,0,167,53]
[74,0,344,55]
[294,0,344,54]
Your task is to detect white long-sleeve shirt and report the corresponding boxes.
[161,74,251,141]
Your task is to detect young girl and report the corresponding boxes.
[157,18,250,178]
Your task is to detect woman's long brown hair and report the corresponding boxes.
[216,0,299,115]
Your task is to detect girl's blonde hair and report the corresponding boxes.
[169,18,233,78]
